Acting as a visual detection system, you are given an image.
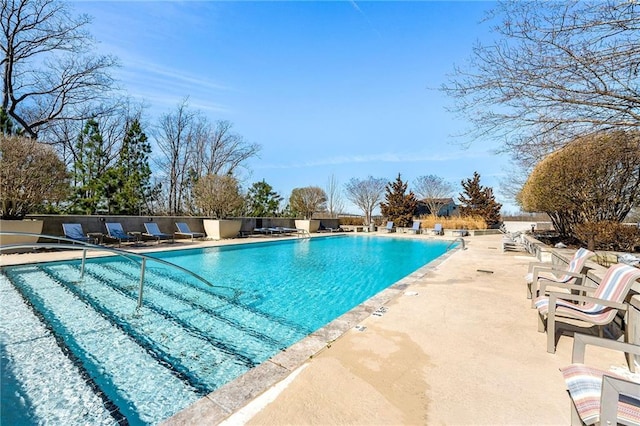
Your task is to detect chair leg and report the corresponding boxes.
[547,299,557,353]
[570,402,582,426]
[538,312,546,333]
[530,279,540,308]
[547,318,557,353]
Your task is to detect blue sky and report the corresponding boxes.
[71,1,517,213]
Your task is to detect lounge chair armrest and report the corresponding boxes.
[571,333,640,363]
[533,268,585,283]
[548,291,628,311]
[528,261,551,273]
[538,277,589,294]
[600,375,640,423]
[532,266,583,278]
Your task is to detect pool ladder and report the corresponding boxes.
[0,232,235,312]
[297,229,311,239]
[446,237,466,251]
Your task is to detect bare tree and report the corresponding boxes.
[154,99,203,215]
[325,173,345,218]
[289,186,327,219]
[1,0,119,139]
[344,176,387,225]
[413,175,454,217]
[193,174,245,219]
[196,120,260,177]
[443,0,640,166]
[155,100,260,215]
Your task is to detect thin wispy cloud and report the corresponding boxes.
[107,46,233,114]
[111,47,232,93]
[256,150,494,170]
[348,0,382,38]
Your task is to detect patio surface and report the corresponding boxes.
[1,232,634,425]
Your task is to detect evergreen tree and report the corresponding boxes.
[458,171,502,228]
[246,180,282,217]
[0,107,14,135]
[110,119,154,214]
[380,174,417,227]
[70,119,110,214]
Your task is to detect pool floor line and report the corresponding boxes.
[161,244,462,425]
[73,263,267,369]
[36,263,220,395]
[2,269,129,425]
[97,260,312,339]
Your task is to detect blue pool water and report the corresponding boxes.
[1,235,451,425]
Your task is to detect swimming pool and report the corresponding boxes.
[1,235,452,425]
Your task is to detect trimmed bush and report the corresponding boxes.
[574,221,640,252]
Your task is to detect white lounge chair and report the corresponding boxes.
[535,263,640,353]
[499,224,527,251]
[560,334,640,425]
[430,223,443,235]
[175,222,205,241]
[409,220,421,234]
[526,247,594,307]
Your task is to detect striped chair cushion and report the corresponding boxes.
[525,248,593,284]
[534,297,615,325]
[535,264,640,320]
[525,271,572,285]
[561,364,640,425]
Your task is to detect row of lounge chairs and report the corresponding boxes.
[382,221,446,235]
[500,224,526,252]
[62,222,204,246]
[524,248,640,424]
[253,226,305,236]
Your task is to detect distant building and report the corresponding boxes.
[416,197,459,217]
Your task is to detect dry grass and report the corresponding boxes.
[418,215,488,230]
[339,215,489,230]
[339,216,368,226]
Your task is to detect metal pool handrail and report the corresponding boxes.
[297,229,311,239]
[447,237,466,251]
[0,232,239,310]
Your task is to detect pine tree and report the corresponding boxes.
[246,180,282,217]
[0,107,14,135]
[70,119,110,214]
[380,174,417,227]
[110,119,154,214]
[458,171,502,228]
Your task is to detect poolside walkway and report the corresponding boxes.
[216,233,629,425]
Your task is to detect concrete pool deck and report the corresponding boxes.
[166,233,632,425]
[1,232,634,425]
